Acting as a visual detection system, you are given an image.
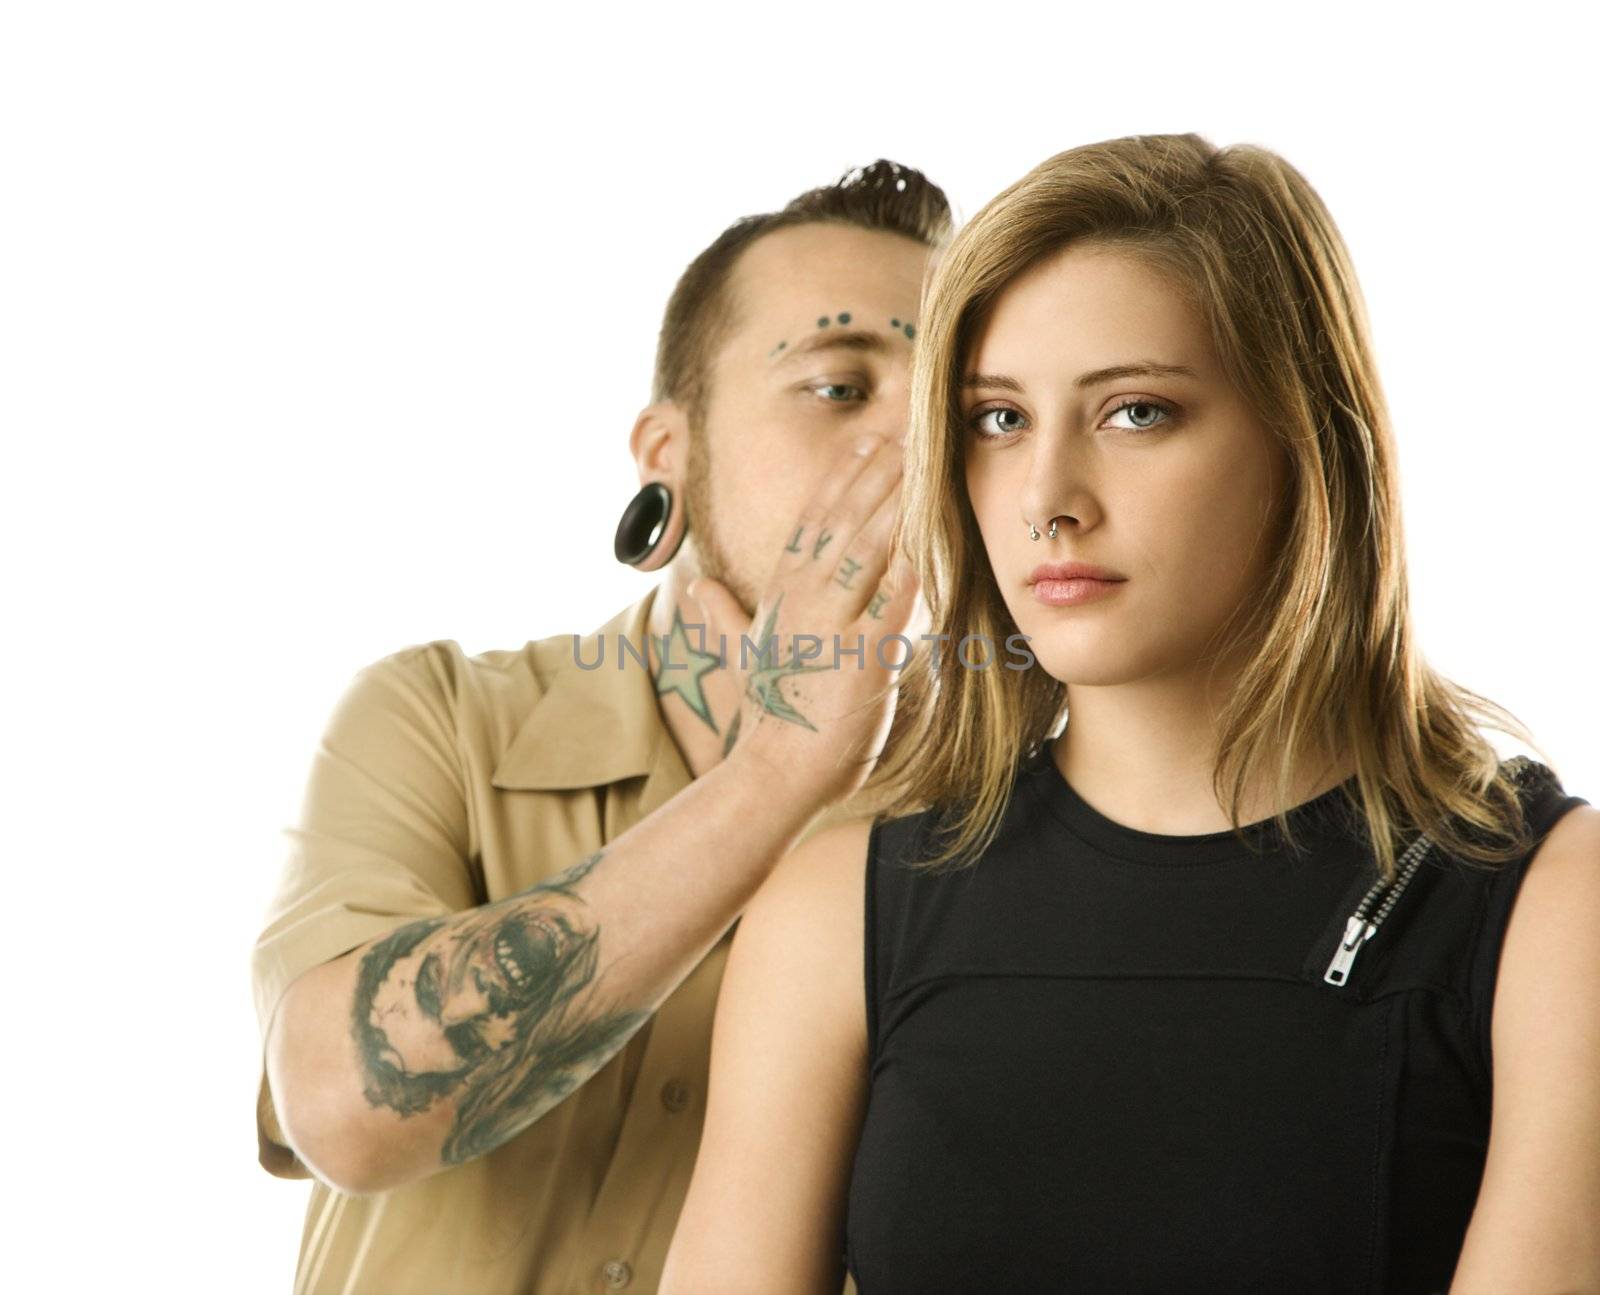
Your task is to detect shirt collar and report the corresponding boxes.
[491,585,668,791]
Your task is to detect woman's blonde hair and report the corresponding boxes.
[854,132,1553,884]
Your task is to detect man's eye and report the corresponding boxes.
[809,381,868,404]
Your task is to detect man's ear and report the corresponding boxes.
[629,400,690,484]
[617,401,692,573]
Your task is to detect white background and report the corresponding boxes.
[4,1,1594,1288]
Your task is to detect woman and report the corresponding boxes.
[659,134,1600,1293]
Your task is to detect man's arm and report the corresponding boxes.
[265,429,913,1195]
[267,747,825,1195]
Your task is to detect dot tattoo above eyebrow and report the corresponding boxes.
[891,318,900,328]
[837,311,851,324]
[817,316,830,328]
[768,339,788,357]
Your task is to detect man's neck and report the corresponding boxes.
[645,571,743,781]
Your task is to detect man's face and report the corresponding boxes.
[684,222,930,618]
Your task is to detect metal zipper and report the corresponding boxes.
[1323,834,1435,986]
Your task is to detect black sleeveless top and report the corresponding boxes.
[844,746,1588,1294]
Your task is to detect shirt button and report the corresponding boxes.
[600,1258,633,1288]
[660,1078,691,1113]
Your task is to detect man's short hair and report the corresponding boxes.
[651,159,953,428]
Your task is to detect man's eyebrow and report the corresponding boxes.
[772,329,898,366]
[960,361,1200,392]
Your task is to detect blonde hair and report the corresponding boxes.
[854,132,1554,884]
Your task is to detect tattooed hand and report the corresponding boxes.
[687,432,919,808]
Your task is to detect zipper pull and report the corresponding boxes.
[1319,836,1435,988]
[1324,914,1377,985]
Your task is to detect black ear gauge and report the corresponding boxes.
[614,481,676,566]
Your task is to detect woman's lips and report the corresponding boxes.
[1031,576,1125,606]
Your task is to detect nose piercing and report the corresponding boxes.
[1026,519,1059,541]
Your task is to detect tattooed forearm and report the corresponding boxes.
[537,848,605,898]
[350,917,456,1118]
[348,848,651,1167]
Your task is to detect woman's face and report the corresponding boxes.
[961,242,1284,689]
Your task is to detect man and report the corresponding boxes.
[252,158,951,1294]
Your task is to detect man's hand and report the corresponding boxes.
[689,431,918,809]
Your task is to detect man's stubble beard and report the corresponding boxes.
[683,419,761,622]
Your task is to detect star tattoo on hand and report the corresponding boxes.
[745,594,831,731]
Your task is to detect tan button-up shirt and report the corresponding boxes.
[252,586,861,1293]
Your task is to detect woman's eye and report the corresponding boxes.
[1105,398,1174,432]
[970,406,1027,438]
[810,381,867,404]
[968,399,1174,439]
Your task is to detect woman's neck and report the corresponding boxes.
[1050,673,1353,836]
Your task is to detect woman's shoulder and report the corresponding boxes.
[728,816,876,1062]
[764,814,875,899]
[741,815,876,956]
[1430,758,1591,893]
[1424,756,1588,878]
[771,803,952,904]
[1479,756,1599,932]
[1449,758,1596,1069]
